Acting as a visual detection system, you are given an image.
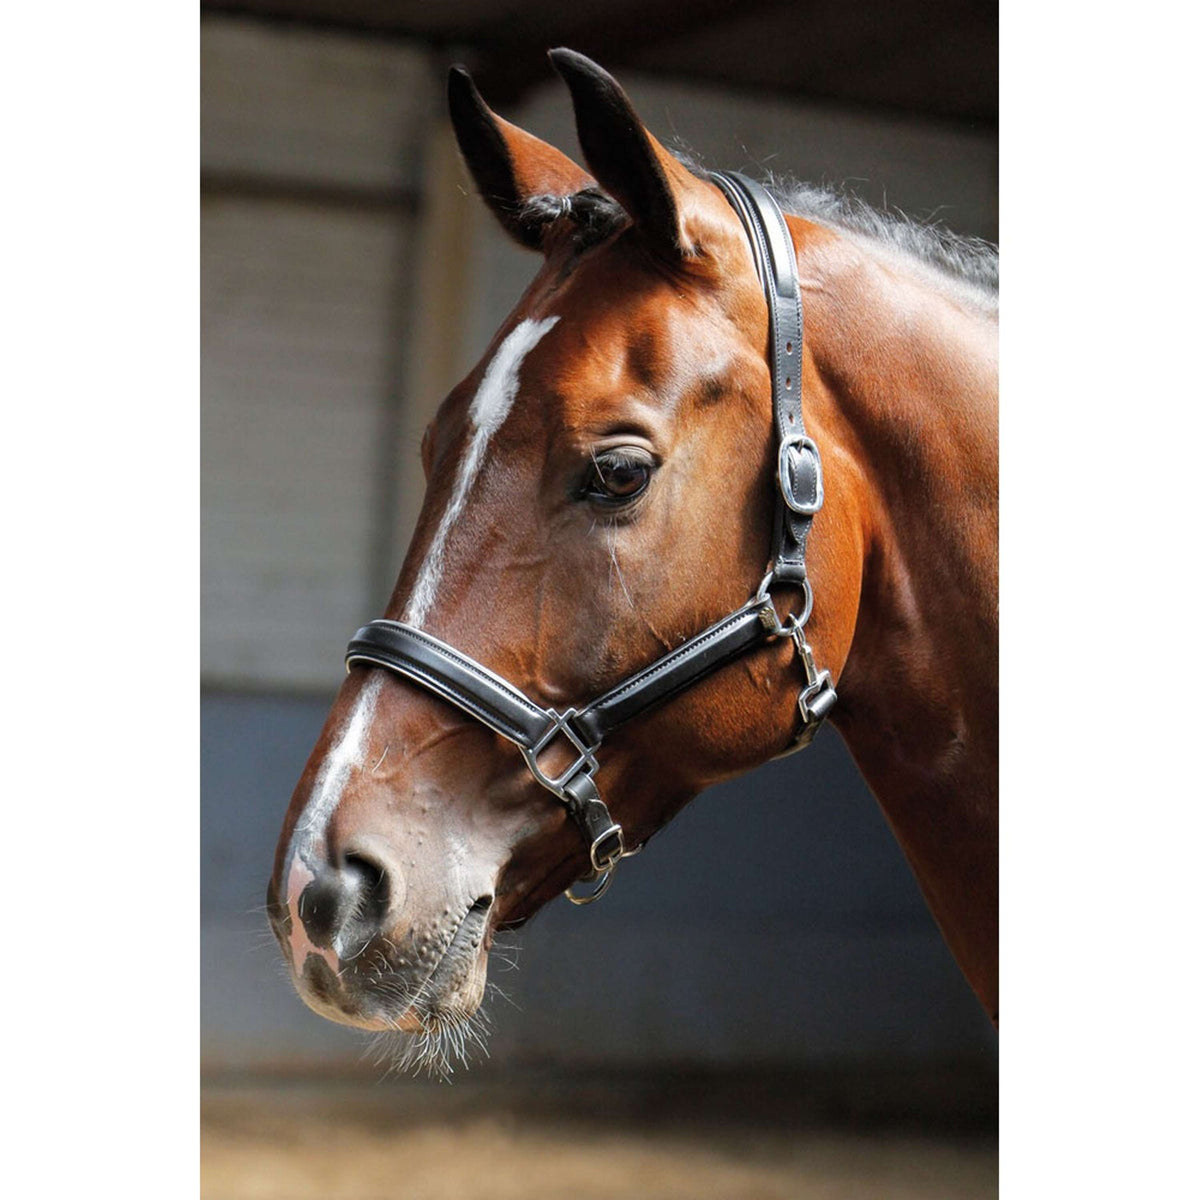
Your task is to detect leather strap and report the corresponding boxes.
[573,598,775,743]
[347,597,777,760]
[345,597,778,877]
[709,172,823,587]
[346,622,553,748]
[347,622,627,882]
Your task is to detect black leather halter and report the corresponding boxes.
[345,172,836,903]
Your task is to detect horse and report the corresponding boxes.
[267,48,998,1073]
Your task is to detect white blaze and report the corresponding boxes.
[284,315,557,903]
[290,672,384,857]
[404,315,559,628]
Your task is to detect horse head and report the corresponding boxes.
[267,50,871,1061]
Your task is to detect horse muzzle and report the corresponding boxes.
[267,839,495,1032]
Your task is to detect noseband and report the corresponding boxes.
[345,172,836,903]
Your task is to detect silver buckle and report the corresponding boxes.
[777,434,824,516]
[520,708,599,800]
[588,823,624,874]
[565,824,627,906]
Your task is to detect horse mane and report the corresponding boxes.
[521,166,998,318]
[765,176,998,315]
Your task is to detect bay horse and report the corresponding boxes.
[267,49,998,1073]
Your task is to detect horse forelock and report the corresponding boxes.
[520,188,629,252]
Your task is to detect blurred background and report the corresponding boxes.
[201,2,997,1195]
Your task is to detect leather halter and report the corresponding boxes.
[344,172,836,903]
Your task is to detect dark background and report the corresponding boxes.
[203,0,997,124]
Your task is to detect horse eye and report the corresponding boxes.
[584,449,655,505]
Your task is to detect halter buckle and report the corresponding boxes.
[589,823,625,874]
[520,708,599,800]
[564,823,626,906]
[778,434,824,516]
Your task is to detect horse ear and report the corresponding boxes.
[447,65,594,251]
[549,48,711,258]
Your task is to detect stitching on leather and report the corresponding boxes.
[361,624,547,724]
[346,652,535,746]
[583,609,762,713]
[741,179,808,567]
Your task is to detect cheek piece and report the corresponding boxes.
[345,172,836,904]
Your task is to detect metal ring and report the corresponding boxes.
[754,566,776,605]
[564,829,638,905]
[565,868,615,906]
[793,578,814,628]
[774,579,814,635]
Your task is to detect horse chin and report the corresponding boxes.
[359,946,493,1078]
[286,896,493,1043]
[377,947,489,1034]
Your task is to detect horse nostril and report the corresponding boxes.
[296,870,348,947]
[342,851,390,922]
[343,850,385,892]
[292,847,396,955]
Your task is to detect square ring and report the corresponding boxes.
[521,708,599,798]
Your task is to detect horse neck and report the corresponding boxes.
[798,226,999,1016]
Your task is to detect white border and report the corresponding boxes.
[1002,4,1197,1193]
[6,5,1196,1196]
[4,5,197,1195]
